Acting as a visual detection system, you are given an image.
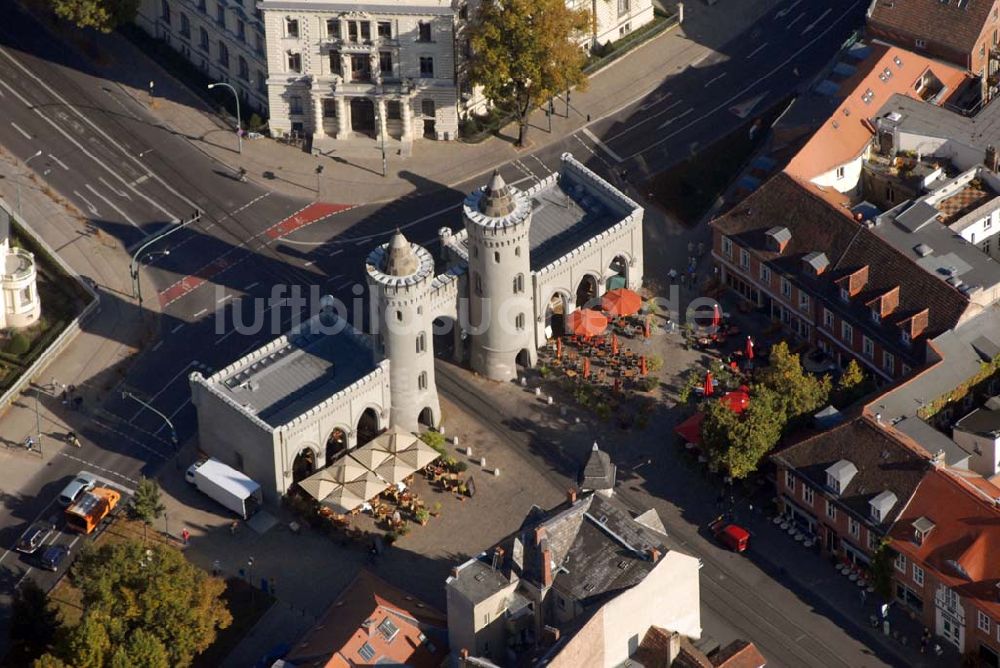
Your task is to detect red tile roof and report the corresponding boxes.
[889,468,1000,617]
[785,44,968,181]
[713,640,768,668]
[868,0,998,58]
[285,569,448,668]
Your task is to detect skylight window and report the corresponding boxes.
[378,617,400,642]
[358,642,376,661]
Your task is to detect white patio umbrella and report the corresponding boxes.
[326,457,368,483]
[349,446,391,471]
[369,425,420,455]
[396,440,441,470]
[298,471,342,502]
[344,469,389,503]
[375,456,417,485]
[320,484,366,514]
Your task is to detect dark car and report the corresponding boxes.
[38,544,70,572]
[16,522,54,554]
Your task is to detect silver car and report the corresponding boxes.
[58,471,99,507]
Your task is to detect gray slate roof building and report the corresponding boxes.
[579,442,616,493]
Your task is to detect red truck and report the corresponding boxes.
[709,516,749,553]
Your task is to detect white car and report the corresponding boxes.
[58,471,99,507]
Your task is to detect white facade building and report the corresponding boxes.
[136,0,269,112]
[571,0,655,48]
[0,203,40,330]
[259,0,462,150]
[190,153,643,501]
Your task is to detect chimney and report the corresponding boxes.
[460,648,470,661]
[542,625,561,645]
[534,526,547,546]
[647,547,662,563]
[986,145,999,172]
[668,631,683,664]
[854,211,864,222]
[541,548,553,587]
[567,488,577,504]
[451,566,460,578]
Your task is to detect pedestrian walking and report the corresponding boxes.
[859,588,867,606]
[921,627,931,654]
[181,528,190,545]
[60,390,68,406]
[212,559,221,577]
[230,520,239,536]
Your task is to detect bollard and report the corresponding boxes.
[480,456,487,467]
[493,468,501,477]
[452,435,460,446]
[535,387,541,397]
[547,396,554,405]
[464,446,473,456]
[520,377,527,387]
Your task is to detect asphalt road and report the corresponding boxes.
[0,0,875,663]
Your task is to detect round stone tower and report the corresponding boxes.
[366,230,440,431]
[463,170,535,381]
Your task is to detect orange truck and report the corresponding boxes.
[65,487,121,534]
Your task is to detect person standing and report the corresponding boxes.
[212,559,221,577]
[181,528,190,545]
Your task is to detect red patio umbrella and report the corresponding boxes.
[704,371,714,397]
[745,336,754,361]
[583,357,591,379]
[602,288,642,317]
[556,337,563,359]
[721,390,750,414]
[640,356,648,377]
[711,303,722,329]
[611,334,619,355]
[566,309,608,338]
[643,316,651,339]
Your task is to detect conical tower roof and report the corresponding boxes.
[479,169,517,217]
[383,229,419,276]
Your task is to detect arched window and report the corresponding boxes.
[396,310,403,322]
[515,246,521,257]
[494,251,500,263]
[416,332,426,353]
[513,273,524,294]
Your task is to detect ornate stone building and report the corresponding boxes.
[0,202,40,330]
[190,153,643,500]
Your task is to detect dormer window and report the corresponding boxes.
[825,459,858,495]
[840,287,850,302]
[901,330,911,346]
[871,308,880,324]
[912,516,935,546]
[869,491,897,523]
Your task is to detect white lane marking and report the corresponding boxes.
[602,100,683,143]
[244,281,259,290]
[747,42,768,59]
[802,8,831,35]
[303,260,314,267]
[217,294,231,304]
[629,0,863,161]
[335,279,354,290]
[170,323,185,333]
[98,176,131,199]
[638,92,672,111]
[0,47,196,219]
[193,308,208,317]
[0,76,176,222]
[581,127,624,163]
[72,189,100,216]
[327,249,343,257]
[10,122,31,139]
[787,13,805,28]
[48,153,69,170]
[776,0,802,18]
[704,73,728,88]
[658,108,694,129]
[151,341,163,351]
[130,175,149,186]
[691,51,713,67]
[85,183,140,228]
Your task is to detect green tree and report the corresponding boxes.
[49,0,140,33]
[468,0,590,146]
[838,359,865,392]
[869,539,895,602]
[756,341,831,424]
[64,540,231,667]
[109,628,170,668]
[701,387,784,479]
[33,654,71,668]
[9,579,61,661]
[131,477,166,541]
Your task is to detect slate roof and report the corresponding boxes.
[889,468,1000,618]
[579,443,616,491]
[773,415,930,528]
[867,0,996,58]
[711,173,971,364]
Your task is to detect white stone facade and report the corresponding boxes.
[136,0,269,112]
[570,0,655,49]
[260,0,461,150]
[0,203,40,330]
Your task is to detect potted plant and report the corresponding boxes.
[430,501,442,517]
[415,507,431,526]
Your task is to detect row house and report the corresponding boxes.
[137,0,269,112]
[866,0,1000,106]
[888,466,1000,664]
[771,415,929,567]
[259,0,462,151]
[710,172,971,383]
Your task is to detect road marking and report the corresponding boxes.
[303,260,314,267]
[581,127,624,163]
[151,341,163,351]
[776,0,802,18]
[170,323,185,333]
[335,279,354,290]
[10,122,31,140]
[130,175,149,186]
[72,189,100,216]
[787,13,805,28]
[244,281,259,290]
[704,73,728,88]
[602,100,683,143]
[628,0,863,161]
[747,42,768,59]
[327,249,342,257]
[86,183,140,228]
[98,176,131,199]
[217,294,231,304]
[691,51,713,67]
[193,308,208,317]
[658,108,694,129]
[802,8,831,35]
[48,153,69,170]
[638,92,672,111]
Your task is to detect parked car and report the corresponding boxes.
[16,521,55,554]
[709,516,750,553]
[38,544,70,572]
[58,471,99,507]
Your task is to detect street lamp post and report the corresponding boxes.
[207,83,243,154]
[131,250,169,309]
[18,150,43,216]
[121,390,179,449]
[377,102,387,178]
[129,210,201,308]
[33,389,42,457]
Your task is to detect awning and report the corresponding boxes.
[674,412,704,445]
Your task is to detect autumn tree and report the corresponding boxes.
[701,387,784,479]
[131,476,166,542]
[755,341,831,426]
[48,540,231,668]
[468,0,590,146]
[49,0,140,33]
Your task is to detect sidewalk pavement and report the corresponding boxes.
[0,147,158,471]
[92,0,783,206]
